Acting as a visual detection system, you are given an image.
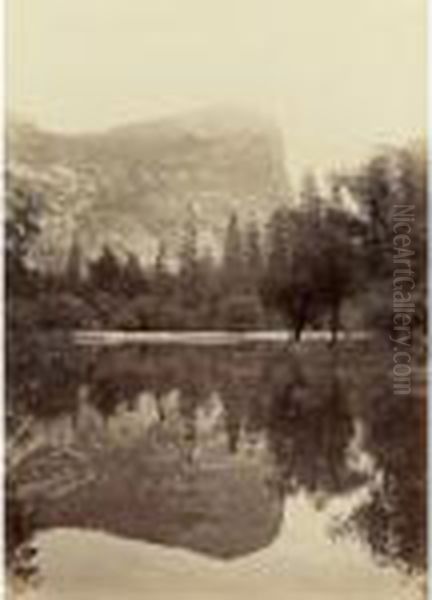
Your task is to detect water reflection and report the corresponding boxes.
[7,343,426,594]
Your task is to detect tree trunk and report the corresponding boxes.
[329,300,341,347]
[294,323,303,342]
[294,311,307,343]
[293,297,309,343]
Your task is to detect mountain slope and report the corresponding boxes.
[7,108,290,267]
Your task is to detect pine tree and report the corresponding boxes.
[244,217,263,288]
[89,245,121,294]
[265,205,291,281]
[153,240,171,298]
[64,236,84,292]
[179,205,201,308]
[197,245,221,328]
[121,251,146,296]
[300,171,322,227]
[222,212,244,290]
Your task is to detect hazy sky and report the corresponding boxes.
[8,0,426,173]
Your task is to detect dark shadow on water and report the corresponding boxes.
[7,340,426,580]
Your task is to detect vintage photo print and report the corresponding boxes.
[5,1,427,598]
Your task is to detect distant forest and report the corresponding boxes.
[6,142,426,344]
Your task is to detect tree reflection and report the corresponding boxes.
[343,371,426,573]
[7,343,426,575]
[266,354,362,501]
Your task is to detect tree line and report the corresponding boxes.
[6,141,426,344]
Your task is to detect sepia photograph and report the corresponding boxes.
[5,1,427,598]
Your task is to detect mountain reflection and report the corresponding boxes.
[8,343,426,575]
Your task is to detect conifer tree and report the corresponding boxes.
[121,251,147,296]
[89,245,121,294]
[222,212,244,290]
[178,205,201,310]
[244,217,263,289]
[64,236,84,292]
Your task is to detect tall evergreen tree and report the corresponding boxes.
[154,240,168,280]
[300,171,322,227]
[179,205,201,308]
[121,251,147,296]
[196,245,222,328]
[64,236,84,292]
[153,240,172,299]
[89,245,121,294]
[265,205,291,281]
[222,212,244,290]
[244,217,263,289]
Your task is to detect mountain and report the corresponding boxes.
[7,108,291,268]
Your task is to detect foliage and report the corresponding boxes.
[5,141,426,340]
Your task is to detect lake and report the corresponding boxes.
[7,340,426,599]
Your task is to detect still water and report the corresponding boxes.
[7,341,426,599]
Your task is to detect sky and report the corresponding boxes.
[7,0,426,174]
